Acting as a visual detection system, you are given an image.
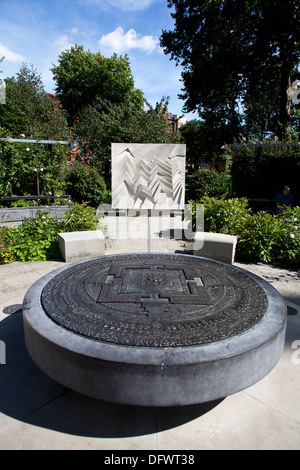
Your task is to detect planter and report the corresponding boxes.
[0,206,70,223]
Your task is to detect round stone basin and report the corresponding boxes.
[22,253,287,406]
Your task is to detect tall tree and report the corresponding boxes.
[0,63,68,139]
[75,98,181,171]
[51,45,144,125]
[161,0,300,142]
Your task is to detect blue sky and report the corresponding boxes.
[0,0,195,118]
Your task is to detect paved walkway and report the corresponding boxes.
[0,238,299,449]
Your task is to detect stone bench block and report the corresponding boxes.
[58,231,105,262]
[192,232,238,264]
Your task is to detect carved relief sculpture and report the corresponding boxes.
[111,143,186,209]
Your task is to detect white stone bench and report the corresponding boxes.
[58,231,105,262]
[191,232,238,264]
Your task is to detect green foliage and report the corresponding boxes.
[190,197,300,268]
[179,119,201,165]
[235,212,283,263]
[190,197,250,234]
[62,202,99,232]
[0,64,69,199]
[179,119,214,165]
[75,98,181,170]
[0,203,99,263]
[236,208,300,267]
[230,144,300,199]
[0,64,68,139]
[51,45,144,124]
[64,162,109,207]
[275,207,300,267]
[161,0,300,143]
[187,170,232,201]
[0,138,68,197]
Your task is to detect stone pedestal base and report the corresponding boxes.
[22,254,287,406]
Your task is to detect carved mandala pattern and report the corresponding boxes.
[41,254,269,347]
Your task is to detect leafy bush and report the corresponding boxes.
[0,138,67,198]
[236,208,300,267]
[235,211,282,263]
[0,203,100,263]
[62,202,99,232]
[10,199,39,207]
[274,207,300,268]
[0,212,63,262]
[191,197,300,268]
[189,197,250,234]
[186,170,232,200]
[65,162,109,207]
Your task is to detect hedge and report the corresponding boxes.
[229,145,300,201]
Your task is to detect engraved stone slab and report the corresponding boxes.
[41,254,268,347]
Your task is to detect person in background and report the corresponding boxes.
[276,185,294,214]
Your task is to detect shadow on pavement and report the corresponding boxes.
[0,308,223,438]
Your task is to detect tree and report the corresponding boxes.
[0,63,69,197]
[51,45,144,125]
[0,63,68,139]
[0,135,68,197]
[179,119,204,167]
[75,98,181,172]
[161,0,300,142]
[64,162,109,207]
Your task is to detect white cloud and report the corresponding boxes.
[53,35,74,52]
[99,27,159,55]
[0,43,25,63]
[66,27,86,36]
[79,0,158,11]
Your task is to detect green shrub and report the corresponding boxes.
[236,208,300,267]
[0,140,67,198]
[65,162,109,207]
[187,170,232,200]
[0,203,100,263]
[0,212,64,262]
[63,203,99,232]
[190,196,300,268]
[274,206,300,268]
[190,196,250,234]
[235,211,282,263]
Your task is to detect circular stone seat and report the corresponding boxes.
[22,253,287,407]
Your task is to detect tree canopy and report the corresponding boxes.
[161,0,300,142]
[51,45,144,124]
[0,63,68,139]
[75,97,181,170]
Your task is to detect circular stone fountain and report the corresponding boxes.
[22,253,287,406]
